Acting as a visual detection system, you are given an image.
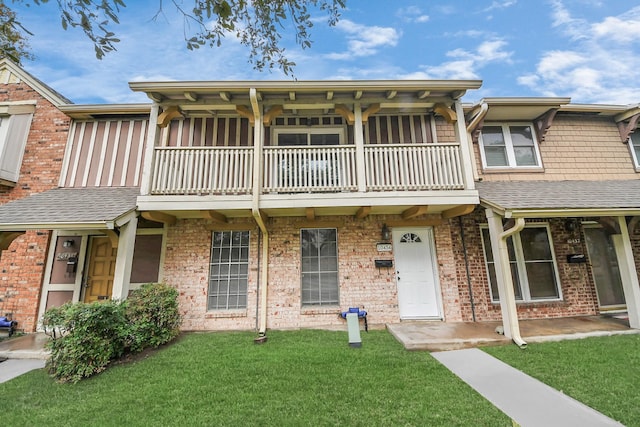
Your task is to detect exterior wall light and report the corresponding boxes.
[381,224,391,241]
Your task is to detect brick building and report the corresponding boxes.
[0,60,639,345]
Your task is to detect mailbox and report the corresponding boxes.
[567,254,586,264]
[375,259,393,268]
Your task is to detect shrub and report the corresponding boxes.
[124,283,181,352]
[42,283,182,383]
[42,300,128,383]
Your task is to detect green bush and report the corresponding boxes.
[42,300,128,383]
[42,283,182,383]
[124,283,181,352]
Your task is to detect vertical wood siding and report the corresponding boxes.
[365,114,434,144]
[61,118,148,188]
[160,117,252,147]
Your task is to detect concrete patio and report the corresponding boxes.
[387,314,636,351]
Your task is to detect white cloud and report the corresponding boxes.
[324,19,400,60]
[519,2,640,103]
[591,6,640,44]
[414,39,512,80]
[549,0,590,41]
[396,6,429,23]
[483,1,518,12]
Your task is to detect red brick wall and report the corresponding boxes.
[0,81,71,331]
[451,208,600,322]
[163,214,477,331]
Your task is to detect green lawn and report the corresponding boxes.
[484,333,640,426]
[0,330,510,426]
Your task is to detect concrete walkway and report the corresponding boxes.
[432,348,623,427]
[0,333,50,384]
[0,358,46,383]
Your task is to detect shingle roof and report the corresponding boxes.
[0,187,139,227]
[477,180,640,210]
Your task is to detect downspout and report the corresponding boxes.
[255,230,261,331]
[465,102,488,136]
[499,217,527,348]
[465,102,488,183]
[458,216,476,322]
[249,88,269,343]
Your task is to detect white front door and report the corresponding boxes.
[393,227,442,319]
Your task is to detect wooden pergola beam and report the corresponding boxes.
[362,104,381,123]
[141,211,177,226]
[202,210,228,223]
[355,206,371,219]
[335,104,355,125]
[235,105,255,125]
[401,205,429,220]
[306,208,315,221]
[433,103,457,124]
[442,204,475,219]
[263,105,283,127]
[157,106,183,128]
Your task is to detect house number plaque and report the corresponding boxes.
[377,243,392,252]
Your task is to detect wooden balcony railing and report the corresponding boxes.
[149,143,465,195]
[262,146,358,193]
[151,147,253,194]
[365,144,464,190]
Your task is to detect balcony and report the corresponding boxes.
[149,143,466,195]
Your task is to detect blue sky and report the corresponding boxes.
[11,0,640,105]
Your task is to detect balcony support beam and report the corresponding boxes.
[442,204,475,219]
[140,103,161,196]
[433,103,457,124]
[202,210,228,223]
[263,105,283,127]
[355,206,371,219]
[141,211,177,226]
[306,208,315,220]
[402,205,429,220]
[362,103,380,123]
[157,106,183,128]
[353,103,367,193]
[335,104,355,125]
[454,100,477,191]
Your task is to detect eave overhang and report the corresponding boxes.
[128,79,482,116]
[478,180,640,219]
[0,187,140,232]
[468,97,572,122]
[59,103,152,119]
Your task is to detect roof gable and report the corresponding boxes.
[0,59,71,107]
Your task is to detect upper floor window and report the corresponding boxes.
[273,127,345,146]
[479,124,541,169]
[0,105,35,185]
[629,134,640,169]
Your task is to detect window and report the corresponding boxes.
[273,127,346,189]
[208,231,249,310]
[0,108,34,184]
[629,134,640,168]
[274,127,344,146]
[479,124,541,168]
[130,234,163,284]
[301,228,339,306]
[481,225,561,302]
